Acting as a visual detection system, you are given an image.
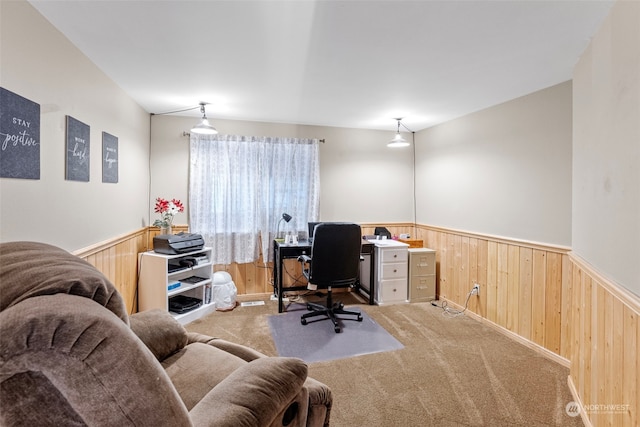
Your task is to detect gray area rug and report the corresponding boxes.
[268,303,404,363]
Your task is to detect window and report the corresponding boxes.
[189,135,320,264]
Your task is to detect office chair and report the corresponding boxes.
[298,222,363,333]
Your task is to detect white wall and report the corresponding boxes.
[0,1,150,251]
[572,0,640,295]
[414,82,573,246]
[150,115,414,227]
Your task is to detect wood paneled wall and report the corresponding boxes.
[73,229,150,314]
[411,224,638,427]
[413,224,570,359]
[72,223,416,311]
[73,222,638,426]
[566,254,638,427]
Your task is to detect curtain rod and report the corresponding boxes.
[182,131,324,143]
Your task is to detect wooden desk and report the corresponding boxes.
[272,239,375,313]
[399,239,423,248]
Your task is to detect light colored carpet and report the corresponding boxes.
[186,293,583,427]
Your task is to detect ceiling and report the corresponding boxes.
[29,0,613,132]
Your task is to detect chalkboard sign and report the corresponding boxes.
[65,115,90,182]
[102,131,118,183]
[0,87,40,179]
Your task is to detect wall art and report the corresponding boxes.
[102,131,118,183]
[0,87,40,179]
[65,115,90,182]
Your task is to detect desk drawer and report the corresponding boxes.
[381,262,407,280]
[410,253,436,275]
[409,249,436,276]
[409,274,436,302]
[380,248,408,263]
[378,279,408,302]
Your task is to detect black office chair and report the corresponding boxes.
[298,222,363,333]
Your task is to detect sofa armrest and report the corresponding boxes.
[187,332,267,362]
[130,309,188,361]
[189,357,308,427]
[0,294,191,426]
[303,377,333,427]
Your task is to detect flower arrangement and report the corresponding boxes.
[153,197,184,228]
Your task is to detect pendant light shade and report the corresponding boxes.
[191,103,218,135]
[387,118,410,148]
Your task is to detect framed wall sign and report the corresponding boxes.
[0,87,41,179]
[65,115,90,182]
[102,131,118,183]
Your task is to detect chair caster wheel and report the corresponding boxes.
[301,319,307,325]
[357,315,363,322]
[334,326,341,333]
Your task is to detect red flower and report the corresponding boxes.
[154,197,170,213]
[153,197,184,228]
[171,198,185,213]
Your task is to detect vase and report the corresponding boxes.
[160,225,172,235]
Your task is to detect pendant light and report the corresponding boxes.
[387,118,410,148]
[191,102,218,135]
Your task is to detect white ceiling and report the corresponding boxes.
[29,0,613,132]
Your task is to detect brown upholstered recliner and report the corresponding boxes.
[0,242,332,427]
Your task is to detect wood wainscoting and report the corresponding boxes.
[412,224,638,427]
[414,224,571,359]
[566,254,638,427]
[72,223,416,313]
[73,228,150,314]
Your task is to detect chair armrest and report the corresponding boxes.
[189,357,308,427]
[297,254,311,263]
[130,309,188,361]
[297,254,312,281]
[187,332,267,362]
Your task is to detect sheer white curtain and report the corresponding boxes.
[189,135,320,264]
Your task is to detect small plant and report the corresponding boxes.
[153,197,184,228]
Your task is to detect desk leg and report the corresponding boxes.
[278,268,284,313]
[274,242,285,313]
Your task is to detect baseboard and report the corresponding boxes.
[567,375,593,427]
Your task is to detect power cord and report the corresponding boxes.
[430,290,473,318]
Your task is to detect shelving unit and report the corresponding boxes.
[138,247,216,325]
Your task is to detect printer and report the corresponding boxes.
[153,232,205,254]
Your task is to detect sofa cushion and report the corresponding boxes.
[0,241,127,323]
[130,309,188,361]
[162,342,247,411]
[187,332,267,362]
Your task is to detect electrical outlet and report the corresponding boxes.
[471,284,480,296]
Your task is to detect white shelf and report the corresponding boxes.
[167,278,212,297]
[167,262,213,278]
[172,302,217,325]
[138,247,214,325]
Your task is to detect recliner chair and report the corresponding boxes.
[298,223,363,333]
[0,241,332,427]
